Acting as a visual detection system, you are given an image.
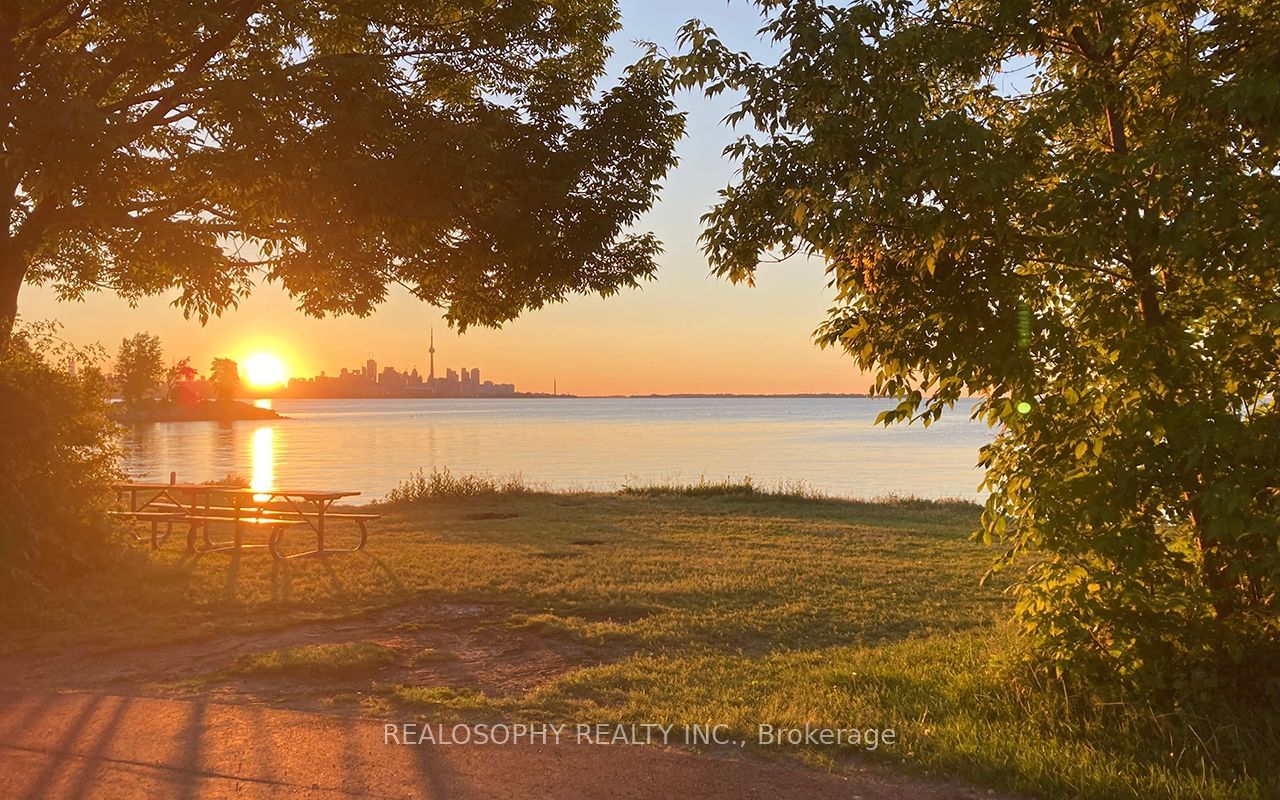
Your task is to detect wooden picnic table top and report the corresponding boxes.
[113,482,360,500]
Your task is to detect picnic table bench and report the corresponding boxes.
[111,481,379,559]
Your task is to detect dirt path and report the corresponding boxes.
[0,601,609,710]
[0,602,1024,799]
[1,693,1006,800]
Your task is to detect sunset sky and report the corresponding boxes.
[22,2,870,396]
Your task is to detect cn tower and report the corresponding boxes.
[428,327,436,382]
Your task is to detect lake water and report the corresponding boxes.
[118,397,993,501]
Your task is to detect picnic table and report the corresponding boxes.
[112,481,377,559]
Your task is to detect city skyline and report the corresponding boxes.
[280,329,521,399]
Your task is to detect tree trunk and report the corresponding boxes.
[0,252,23,357]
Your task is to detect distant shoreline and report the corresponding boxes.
[589,393,871,399]
[248,392,873,401]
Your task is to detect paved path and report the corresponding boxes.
[0,692,993,800]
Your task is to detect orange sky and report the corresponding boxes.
[18,3,873,396]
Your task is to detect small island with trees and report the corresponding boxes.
[108,332,282,423]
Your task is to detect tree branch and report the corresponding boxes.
[107,1,260,144]
[14,0,94,60]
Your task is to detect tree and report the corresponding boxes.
[163,356,198,403]
[209,357,240,403]
[0,1,685,352]
[676,1,1279,693]
[114,332,163,406]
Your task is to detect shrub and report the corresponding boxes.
[0,323,119,584]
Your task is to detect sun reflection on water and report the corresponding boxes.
[252,427,274,500]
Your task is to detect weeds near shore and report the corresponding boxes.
[202,473,250,488]
[618,476,981,511]
[619,475,817,498]
[383,468,980,510]
[384,467,536,502]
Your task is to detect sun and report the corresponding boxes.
[242,352,289,389]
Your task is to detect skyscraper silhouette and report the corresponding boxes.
[428,327,436,383]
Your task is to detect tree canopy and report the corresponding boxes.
[676,0,1280,692]
[209,356,239,403]
[0,1,685,347]
[114,331,162,405]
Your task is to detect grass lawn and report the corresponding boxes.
[3,487,1275,800]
